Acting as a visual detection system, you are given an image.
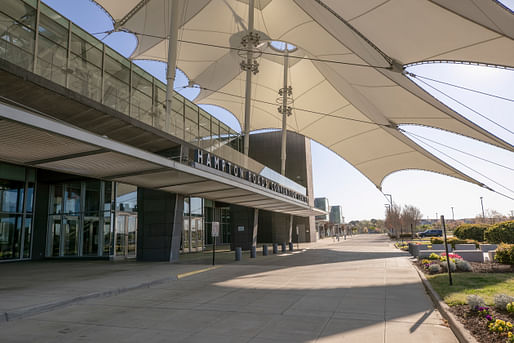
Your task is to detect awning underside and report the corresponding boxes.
[0,102,322,217]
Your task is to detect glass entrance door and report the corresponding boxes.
[191,217,203,252]
[115,213,137,258]
[47,181,112,258]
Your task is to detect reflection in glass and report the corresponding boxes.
[0,214,22,260]
[182,216,189,253]
[127,216,136,257]
[103,212,111,256]
[82,216,99,256]
[23,216,32,258]
[64,183,81,214]
[49,215,61,256]
[115,215,126,255]
[51,185,63,214]
[26,183,34,213]
[85,181,100,214]
[0,180,24,213]
[63,215,79,256]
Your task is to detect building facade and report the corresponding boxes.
[0,0,321,262]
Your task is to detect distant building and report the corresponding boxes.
[314,198,329,221]
[330,206,343,225]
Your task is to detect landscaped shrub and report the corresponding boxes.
[454,224,489,242]
[441,260,456,272]
[467,294,486,309]
[399,233,413,238]
[431,237,444,244]
[485,221,514,244]
[428,252,439,260]
[428,263,442,274]
[495,294,514,311]
[495,244,514,265]
[446,237,479,249]
[455,259,472,272]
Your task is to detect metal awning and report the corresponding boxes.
[0,101,324,217]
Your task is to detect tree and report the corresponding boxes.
[385,203,402,237]
[486,209,507,224]
[401,205,423,238]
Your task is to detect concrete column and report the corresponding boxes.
[169,193,184,262]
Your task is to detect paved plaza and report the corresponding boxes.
[1,235,457,342]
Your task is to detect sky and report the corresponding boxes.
[43,0,514,222]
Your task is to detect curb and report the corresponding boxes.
[1,265,220,324]
[413,261,478,343]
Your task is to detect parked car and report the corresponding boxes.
[417,229,443,237]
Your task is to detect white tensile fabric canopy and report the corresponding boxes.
[93,0,514,189]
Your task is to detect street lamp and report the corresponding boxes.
[480,197,485,222]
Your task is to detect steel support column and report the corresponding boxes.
[165,0,180,133]
[243,0,255,155]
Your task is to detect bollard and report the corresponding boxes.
[235,247,242,261]
[262,244,268,256]
[281,242,286,252]
[288,242,294,251]
[250,246,256,258]
[272,243,278,254]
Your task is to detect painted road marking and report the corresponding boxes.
[177,266,221,279]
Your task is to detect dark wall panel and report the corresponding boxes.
[32,181,49,260]
[137,188,179,261]
[229,204,254,251]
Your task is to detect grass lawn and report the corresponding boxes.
[428,273,514,306]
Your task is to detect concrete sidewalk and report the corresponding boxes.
[1,234,458,342]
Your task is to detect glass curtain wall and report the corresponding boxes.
[0,0,242,154]
[0,163,35,261]
[47,180,111,257]
[182,197,204,253]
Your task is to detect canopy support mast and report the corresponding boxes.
[243,0,255,156]
[165,0,180,132]
[280,47,290,175]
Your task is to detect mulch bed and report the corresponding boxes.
[414,260,513,274]
[450,305,514,343]
[412,259,514,342]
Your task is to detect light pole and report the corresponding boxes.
[385,204,391,236]
[480,197,485,222]
[384,194,393,207]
